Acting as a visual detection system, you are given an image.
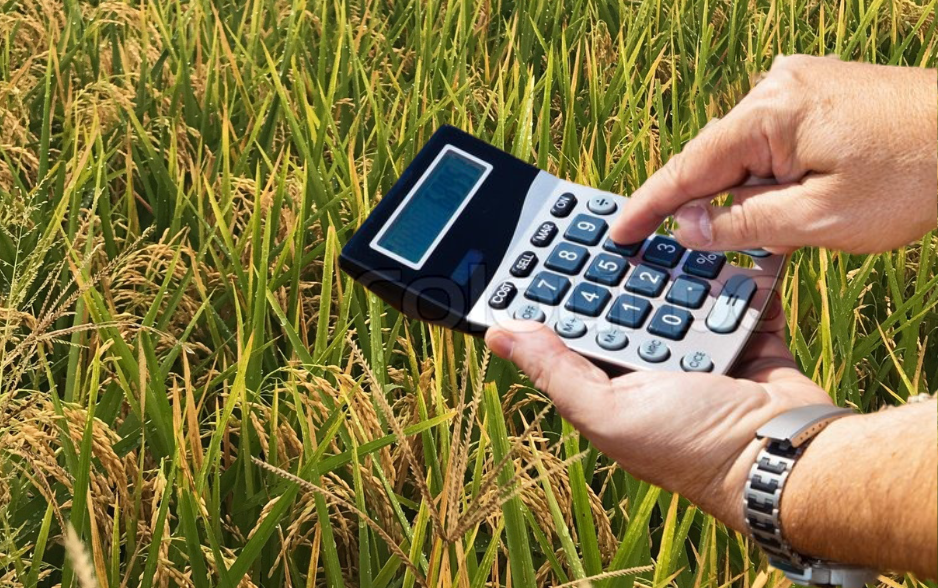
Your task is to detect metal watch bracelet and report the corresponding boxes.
[743,405,879,587]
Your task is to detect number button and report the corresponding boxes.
[551,193,577,218]
[564,214,607,246]
[606,294,652,328]
[624,264,668,297]
[683,251,726,279]
[603,238,642,257]
[643,236,686,268]
[488,282,517,310]
[524,271,571,306]
[638,338,670,363]
[647,306,694,340]
[584,253,628,286]
[587,195,617,215]
[564,283,611,317]
[666,276,711,309]
[681,351,714,372]
[545,242,590,275]
[555,316,587,339]
[510,251,538,278]
[513,303,546,322]
[596,327,628,351]
[531,221,558,247]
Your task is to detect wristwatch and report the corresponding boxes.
[743,404,879,588]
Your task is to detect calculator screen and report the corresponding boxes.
[372,146,492,268]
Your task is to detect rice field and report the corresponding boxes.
[0,0,935,586]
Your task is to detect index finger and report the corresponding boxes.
[610,104,775,244]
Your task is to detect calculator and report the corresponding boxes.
[339,126,785,374]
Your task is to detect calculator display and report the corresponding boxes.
[372,146,492,268]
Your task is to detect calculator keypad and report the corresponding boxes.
[472,183,782,374]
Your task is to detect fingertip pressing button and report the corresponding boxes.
[638,338,670,363]
[681,351,714,372]
[603,238,642,257]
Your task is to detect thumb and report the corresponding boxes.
[671,180,827,252]
[485,320,613,432]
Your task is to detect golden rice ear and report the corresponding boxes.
[251,456,429,588]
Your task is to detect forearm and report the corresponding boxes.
[780,400,937,578]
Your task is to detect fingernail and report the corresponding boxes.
[485,329,515,360]
[674,205,712,246]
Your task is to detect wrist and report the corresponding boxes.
[718,437,764,533]
[777,412,864,558]
[774,402,937,579]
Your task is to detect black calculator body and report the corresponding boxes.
[340,126,785,374]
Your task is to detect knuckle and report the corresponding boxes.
[730,201,763,243]
[661,153,693,200]
[770,53,812,73]
[757,56,812,103]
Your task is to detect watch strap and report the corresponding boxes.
[755,405,854,447]
[771,559,879,588]
[745,404,877,586]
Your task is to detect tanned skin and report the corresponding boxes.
[485,55,938,578]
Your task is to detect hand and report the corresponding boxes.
[610,55,937,254]
[484,312,832,532]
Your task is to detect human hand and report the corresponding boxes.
[611,55,937,254]
[484,312,832,532]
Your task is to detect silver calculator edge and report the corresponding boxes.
[464,170,787,375]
